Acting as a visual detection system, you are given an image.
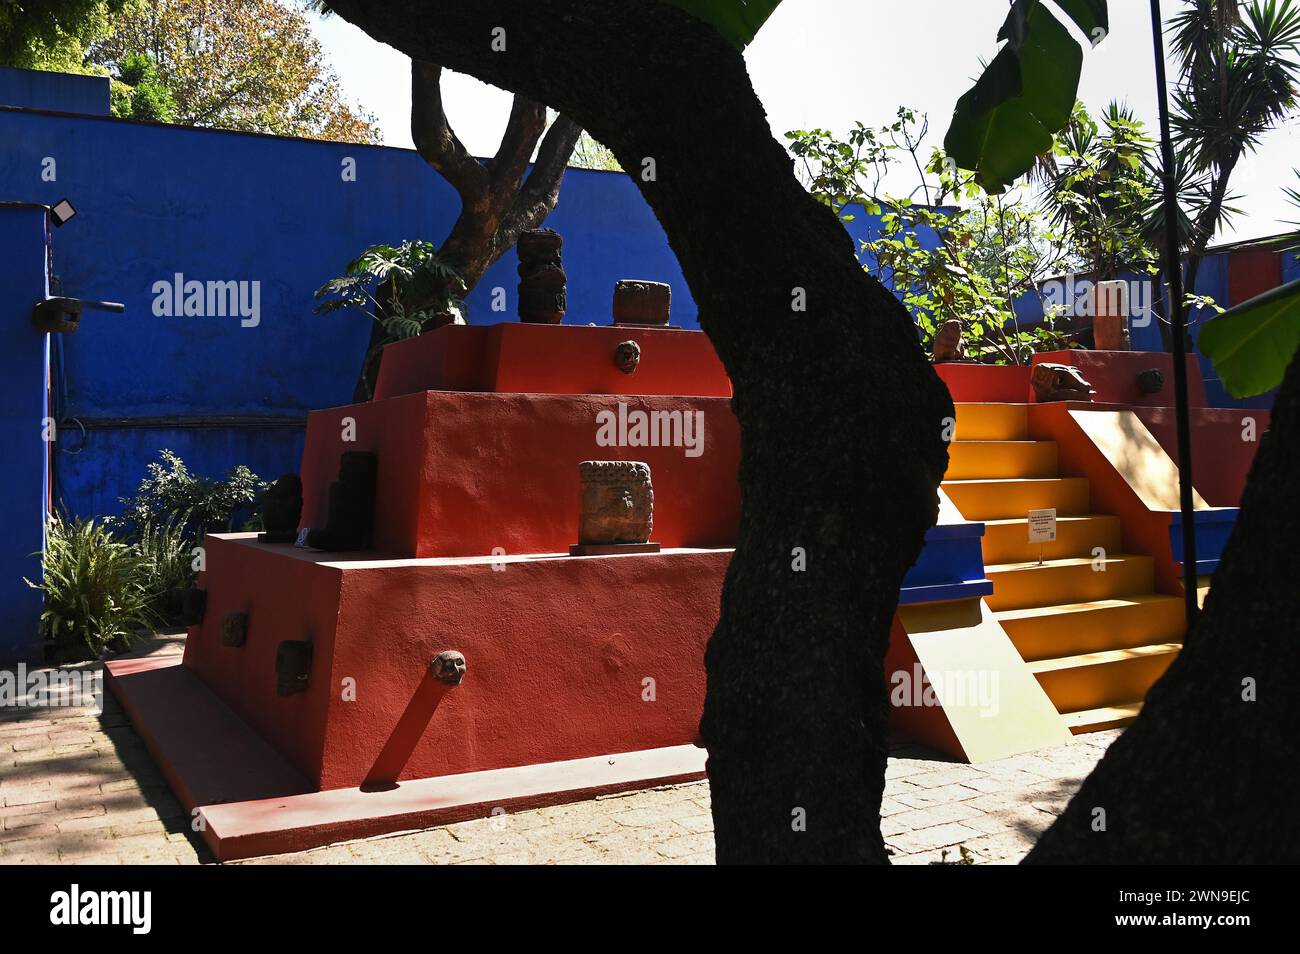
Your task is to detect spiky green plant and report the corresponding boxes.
[26,517,156,656]
[132,519,197,613]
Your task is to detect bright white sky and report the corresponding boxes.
[310,0,1299,243]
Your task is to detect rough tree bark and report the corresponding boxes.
[326,0,952,863]
[353,61,581,399]
[1026,346,1300,864]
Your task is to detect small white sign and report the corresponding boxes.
[1028,508,1057,544]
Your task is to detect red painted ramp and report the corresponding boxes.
[106,656,706,861]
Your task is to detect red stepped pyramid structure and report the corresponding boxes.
[108,319,747,860]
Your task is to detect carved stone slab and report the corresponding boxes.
[613,280,671,326]
[576,460,654,546]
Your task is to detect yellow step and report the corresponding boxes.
[1028,643,1179,714]
[995,594,1186,661]
[946,440,1058,480]
[1062,701,1144,734]
[984,554,1154,611]
[981,514,1122,564]
[953,403,1028,441]
[942,477,1090,521]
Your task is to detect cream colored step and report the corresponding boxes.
[1062,701,1144,734]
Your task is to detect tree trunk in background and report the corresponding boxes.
[326,0,952,863]
[353,61,581,400]
[1027,347,1300,864]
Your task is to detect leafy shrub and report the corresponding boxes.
[26,517,156,659]
[314,240,467,339]
[132,519,198,612]
[116,449,267,540]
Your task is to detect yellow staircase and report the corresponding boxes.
[945,404,1183,733]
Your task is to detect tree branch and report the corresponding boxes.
[499,112,582,241]
[410,59,489,201]
[489,94,547,195]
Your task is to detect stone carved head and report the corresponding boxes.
[431,650,467,686]
[614,340,641,374]
[1031,363,1095,403]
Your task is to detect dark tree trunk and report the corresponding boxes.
[1027,346,1300,864]
[326,0,952,863]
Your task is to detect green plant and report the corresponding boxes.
[1034,102,1160,279]
[788,112,1072,363]
[110,52,177,123]
[1199,276,1300,395]
[315,240,467,399]
[132,519,198,610]
[935,845,977,865]
[116,449,267,540]
[315,240,466,338]
[665,0,783,49]
[1170,0,1300,287]
[26,517,156,657]
[946,0,1111,193]
[1285,168,1300,224]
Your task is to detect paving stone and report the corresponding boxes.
[886,822,986,854]
[0,637,1114,865]
[892,783,985,809]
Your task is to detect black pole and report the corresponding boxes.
[1149,0,1199,626]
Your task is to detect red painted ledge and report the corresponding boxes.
[106,655,707,861]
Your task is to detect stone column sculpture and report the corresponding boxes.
[1093,279,1131,351]
[517,228,566,324]
[570,460,660,555]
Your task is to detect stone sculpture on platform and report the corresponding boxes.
[301,452,378,551]
[1137,367,1165,395]
[1092,280,1131,351]
[613,280,671,326]
[570,460,660,555]
[258,473,303,544]
[1031,363,1095,403]
[931,320,969,363]
[517,228,566,324]
[220,611,249,648]
[275,639,313,696]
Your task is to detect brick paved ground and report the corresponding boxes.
[1,634,1117,865]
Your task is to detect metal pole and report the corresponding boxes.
[1149,0,1199,626]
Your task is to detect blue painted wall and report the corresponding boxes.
[0,204,52,662]
[0,67,109,116]
[0,100,702,520]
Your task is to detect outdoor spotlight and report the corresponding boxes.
[49,198,77,227]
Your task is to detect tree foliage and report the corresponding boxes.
[1033,102,1160,279]
[1170,0,1300,272]
[0,0,123,72]
[945,0,1110,193]
[88,0,380,143]
[789,110,1071,364]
